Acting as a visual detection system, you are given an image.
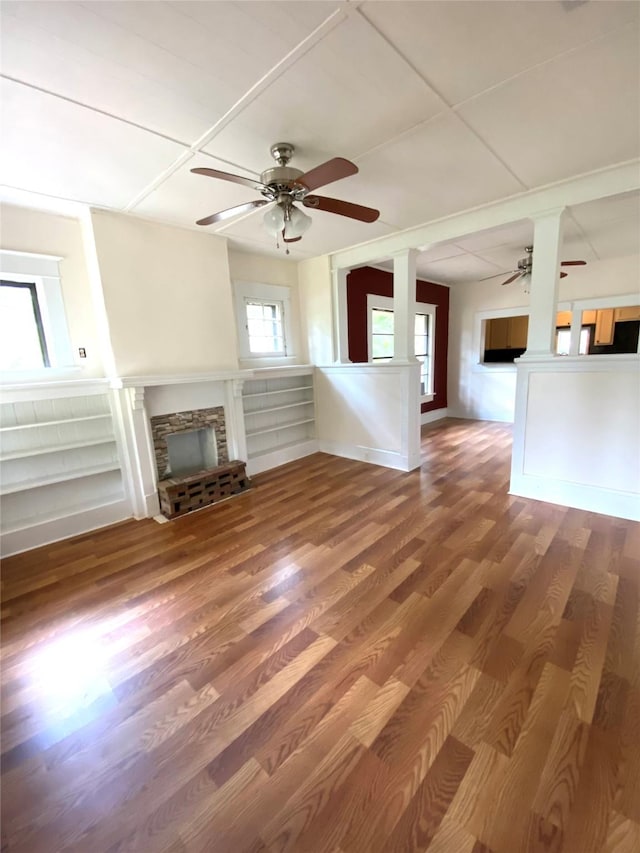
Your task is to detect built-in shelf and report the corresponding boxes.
[241,370,316,471]
[1,437,116,461]
[2,494,124,535]
[243,400,314,417]
[0,413,111,432]
[1,461,121,496]
[249,438,318,460]
[0,388,125,558]
[246,418,316,438]
[242,385,313,399]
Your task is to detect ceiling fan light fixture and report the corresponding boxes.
[263,204,286,237]
[283,203,312,240]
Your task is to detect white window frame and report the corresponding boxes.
[234,281,296,364]
[0,250,76,377]
[367,294,436,402]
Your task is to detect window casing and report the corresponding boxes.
[234,281,296,364]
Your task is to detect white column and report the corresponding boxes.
[225,378,248,463]
[113,386,160,519]
[391,249,418,363]
[523,209,565,358]
[332,267,351,364]
[568,307,582,355]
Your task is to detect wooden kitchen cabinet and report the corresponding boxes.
[614,306,640,322]
[486,315,529,349]
[486,317,509,349]
[509,315,529,348]
[594,309,615,345]
[556,310,597,326]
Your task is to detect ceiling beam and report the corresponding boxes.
[330,159,640,270]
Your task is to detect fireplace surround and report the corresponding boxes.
[149,404,248,518]
[150,406,228,480]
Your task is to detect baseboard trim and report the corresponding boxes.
[421,407,448,425]
[318,439,417,472]
[1,499,132,557]
[142,492,161,519]
[510,473,640,521]
[247,439,319,476]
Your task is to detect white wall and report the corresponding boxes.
[298,255,333,365]
[228,249,298,288]
[315,362,421,471]
[0,203,105,377]
[90,210,238,376]
[449,254,640,422]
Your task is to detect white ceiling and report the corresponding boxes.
[371,190,640,285]
[1,0,639,269]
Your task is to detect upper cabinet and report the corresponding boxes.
[594,309,615,346]
[484,304,639,363]
[614,306,640,322]
[485,315,528,350]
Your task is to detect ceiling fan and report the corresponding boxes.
[481,246,587,286]
[191,143,380,251]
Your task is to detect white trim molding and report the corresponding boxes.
[421,407,448,425]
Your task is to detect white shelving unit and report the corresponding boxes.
[0,384,129,556]
[241,367,317,474]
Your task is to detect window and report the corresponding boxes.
[556,327,590,355]
[245,298,286,355]
[234,281,295,363]
[368,296,436,398]
[414,313,430,395]
[371,308,394,359]
[0,281,50,370]
[0,251,74,375]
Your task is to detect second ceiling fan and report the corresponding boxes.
[481,246,587,286]
[191,143,380,250]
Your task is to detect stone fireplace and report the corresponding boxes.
[150,406,228,481]
[148,402,249,519]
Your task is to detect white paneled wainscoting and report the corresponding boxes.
[510,353,640,521]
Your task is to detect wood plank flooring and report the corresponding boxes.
[1,418,639,853]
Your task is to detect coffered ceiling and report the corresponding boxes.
[1,0,638,269]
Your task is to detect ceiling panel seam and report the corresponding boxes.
[124,7,349,212]
[355,6,529,192]
[451,21,638,113]
[0,73,191,149]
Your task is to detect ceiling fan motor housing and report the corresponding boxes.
[260,166,305,197]
[261,142,308,199]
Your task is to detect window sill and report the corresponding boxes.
[239,355,300,369]
[0,366,84,383]
[420,393,435,404]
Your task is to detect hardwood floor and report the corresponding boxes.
[1,418,638,853]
